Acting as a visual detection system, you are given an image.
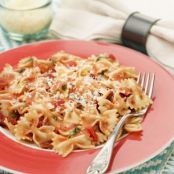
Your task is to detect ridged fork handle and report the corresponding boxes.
[87,72,155,174]
[86,113,131,174]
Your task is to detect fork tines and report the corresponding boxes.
[138,72,155,98]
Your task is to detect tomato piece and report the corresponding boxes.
[0,113,5,126]
[26,91,35,105]
[26,98,32,105]
[50,68,56,73]
[35,63,49,73]
[109,54,116,61]
[65,61,77,67]
[27,72,36,81]
[53,99,65,107]
[0,113,18,126]
[48,73,54,79]
[7,111,20,125]
[114,72,125,81]
[86,127,98,142]
[0,77,8,90]
[7,116,17,125]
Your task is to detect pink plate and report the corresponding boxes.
[0,40,174,174]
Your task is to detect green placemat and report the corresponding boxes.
[119,141,174,174]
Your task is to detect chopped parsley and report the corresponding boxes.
[69,127,81,136]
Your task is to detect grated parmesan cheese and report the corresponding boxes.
[0,0,53,35]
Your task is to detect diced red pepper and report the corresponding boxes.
[86,127,98,142]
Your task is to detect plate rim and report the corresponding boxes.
[0,40,174,173]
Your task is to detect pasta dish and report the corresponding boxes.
[0,52,151,156]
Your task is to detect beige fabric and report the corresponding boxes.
[50,0,174,74]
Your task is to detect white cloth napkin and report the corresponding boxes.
[50,0,174,74]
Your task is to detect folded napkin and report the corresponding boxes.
[50,0,174,74]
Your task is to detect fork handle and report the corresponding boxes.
[86,113,131,174]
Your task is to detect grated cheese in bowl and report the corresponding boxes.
[0,0,53,39]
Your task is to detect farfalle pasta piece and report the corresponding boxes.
[58,127,78,136]
[78,65,92,77]
[80,113,99,127]
[64,109,80,125]
[124,117,143,132]
[35,106,60,127]
[33,58,53,73]
[17,57,36,70]
[0,93,13,101]
[8,79,26,94]
[32,125,55,148]
[99,109,118,136]
[52,134,94,157]
[126,94,151,110]
[0,64,17,84]
[93,58,112,74]
[95,132,107,145]
[98,98,114,113]
[4,118,15,133]
[51,51,81,65]
[0,102,12,119]
[14,110,39,141]
[122,79,152,110]
[109,66,137,80]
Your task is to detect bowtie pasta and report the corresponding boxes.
[0,51,151,157]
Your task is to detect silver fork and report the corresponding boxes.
[86,72,155,174]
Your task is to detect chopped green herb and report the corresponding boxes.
[26,58,34,63]
[70,127,80,135]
